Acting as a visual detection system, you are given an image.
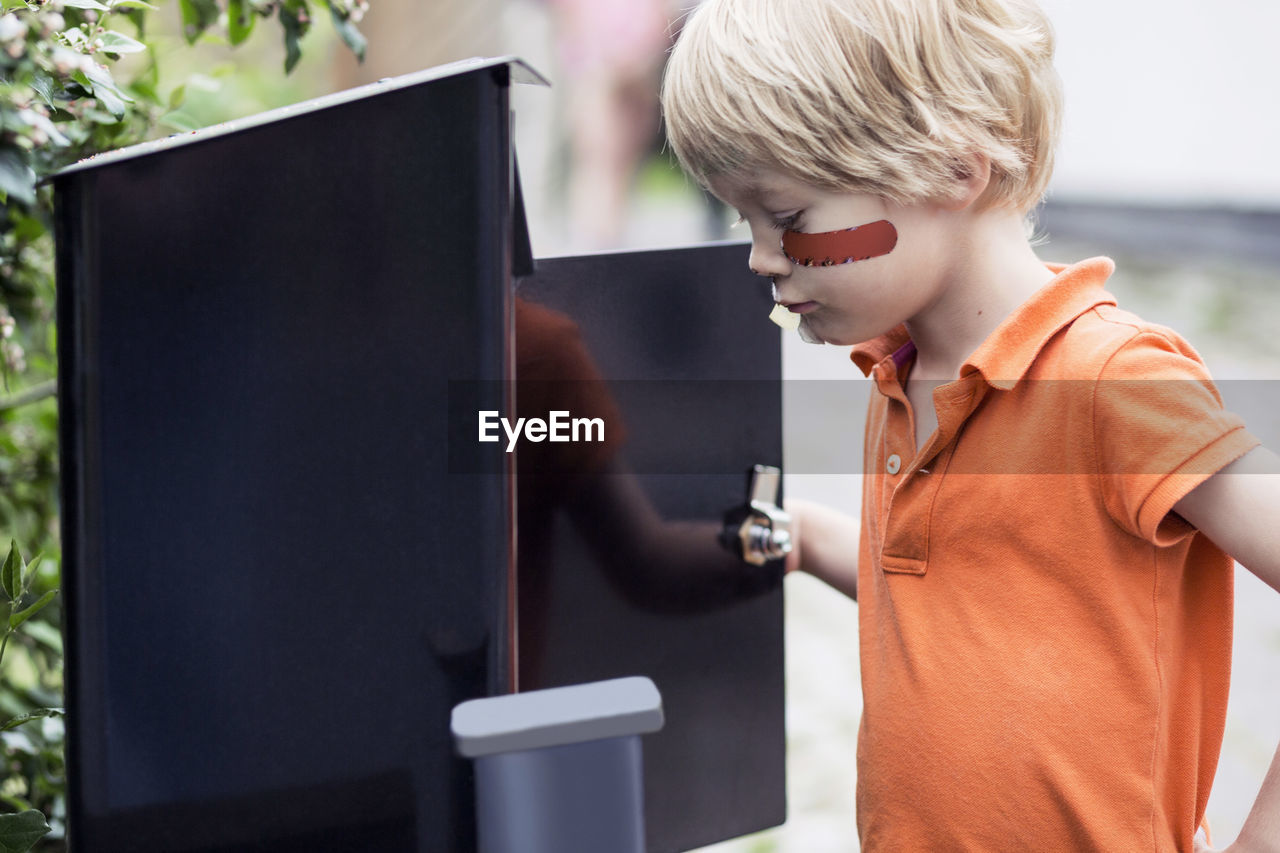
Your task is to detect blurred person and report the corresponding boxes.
[330,0,505,88]
[548,0,676,248]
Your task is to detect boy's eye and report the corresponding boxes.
[729,211,804,231]
[770,212,804,232]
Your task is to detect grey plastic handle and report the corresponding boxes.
[452,678,665,853]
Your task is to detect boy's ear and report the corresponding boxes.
[939,154,992,211]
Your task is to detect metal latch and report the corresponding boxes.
[721,465,792,566]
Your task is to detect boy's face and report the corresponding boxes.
[708,169,954,346]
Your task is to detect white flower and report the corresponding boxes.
[3,340,27,373]
[0,13,27,43]
[51,46,81,73]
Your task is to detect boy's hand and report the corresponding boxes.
[1194,827,1223,852]
[1193,826,1252,853]
[781,498,859,601]
[783,502,802,577]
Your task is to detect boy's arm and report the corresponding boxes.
[1174,445,1280,853]
[784,499,860,601]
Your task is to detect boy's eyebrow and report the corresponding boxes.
[740,181,800,208]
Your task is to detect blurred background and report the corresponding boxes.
[130,0,1280,849]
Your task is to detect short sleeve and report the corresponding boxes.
[1094,330,1259,545]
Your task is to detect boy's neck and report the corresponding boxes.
[903,208,1053,383]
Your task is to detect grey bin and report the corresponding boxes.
[453,677,665,853]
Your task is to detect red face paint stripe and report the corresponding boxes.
[781,219,898,266]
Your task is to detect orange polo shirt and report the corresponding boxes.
[850,258,1259,851]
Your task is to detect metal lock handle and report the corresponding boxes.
[722,465,792,566]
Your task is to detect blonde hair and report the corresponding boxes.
[662,0,1063,212]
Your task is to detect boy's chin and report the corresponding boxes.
[800,316,901,348]
[797,317,827,346]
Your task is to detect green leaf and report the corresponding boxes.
[18,619,60,655]
[112,0,159,8]
[92,87,125,120]
[21,110,70,147]
[98,30,146,54]
[82,62,133,118]
[1,540,21,601]
[84,105,123,124]
[167,82,186,110]
[1,708,66,733]
[61,27,89,48]
[21,554,43,587]
[158,110,200,132]
[60,0,110,8]
[227,0,254,44]
[130,53,161,96]
[278,4,305,74]
[0,795,33,815]
[177,0,218,43]
[29,73,57,109]
[130,78,160,105]
[10,590,57,630]
[0,808,52,853]
[0,149,36,207]
[1,729,37,757]
[329,6,365,61]
[9,210,46,244]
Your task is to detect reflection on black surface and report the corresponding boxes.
[57,63,515,853]
[515,298,778,638]
[514,245,786,853]
[88,770,417,852]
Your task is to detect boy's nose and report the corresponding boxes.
[748,240,790,280]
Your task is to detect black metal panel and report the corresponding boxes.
[515,243,786,852]
[55,63,516,852]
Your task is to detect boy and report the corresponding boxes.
[661,0,1280,849]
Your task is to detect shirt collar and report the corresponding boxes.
[850,324,912,376]
[849,257,1118,387]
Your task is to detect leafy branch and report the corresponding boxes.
[2,541,57,662]
[0,2,367,848]
[1,540,59,852]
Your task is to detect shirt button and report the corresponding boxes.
[886,454,901,475]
